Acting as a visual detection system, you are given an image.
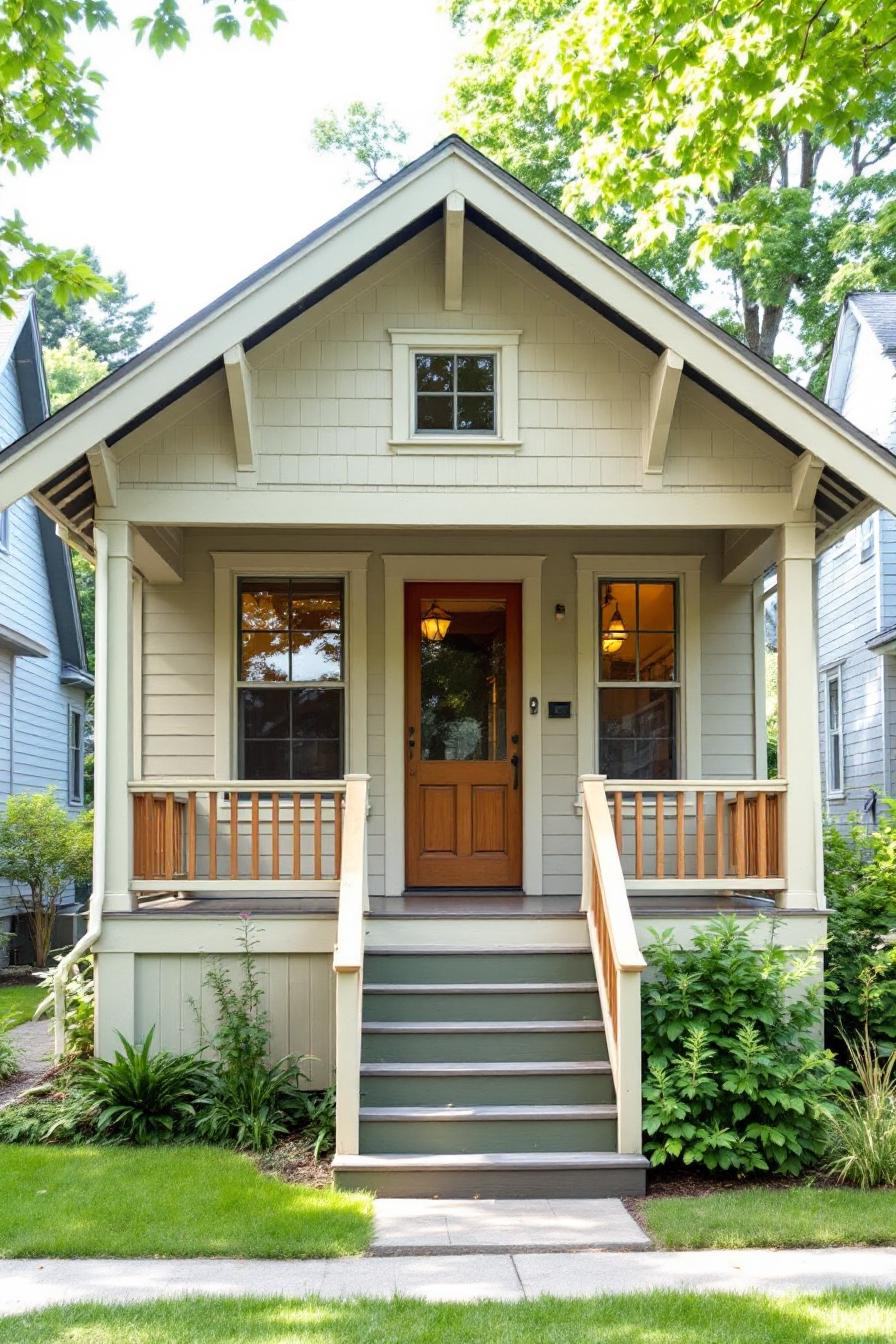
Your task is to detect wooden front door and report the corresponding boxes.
[405,582,523,889]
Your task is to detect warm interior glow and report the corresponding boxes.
[601,587,627,654]
[421,601,452,642]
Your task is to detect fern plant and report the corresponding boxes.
[0,1019,20,1083]
[302,1085,336,1160]
[77,1028,210,1145]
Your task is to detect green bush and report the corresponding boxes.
[823,814,896,1054]
[0,790,92,968]
[825,1033,896,1188]
[36,956,95,1060]
[0,1077,95,1143]
[0,1020,20,1083]
[642,915,846,1175]
[302,1085,336,1160]
[77,1029,211,1145]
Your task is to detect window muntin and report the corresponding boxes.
[68,707,84,805]
[597,579,679,779]
[415,353,496,434]
[237,578,344,780]
[825,670,844,796]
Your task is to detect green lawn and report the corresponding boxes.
[0,1147,372,1259]
[3,1292,896,1343]
[642,1186,896,1248]
[0,984,44,1029]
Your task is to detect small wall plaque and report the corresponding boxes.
[548,701,572,719]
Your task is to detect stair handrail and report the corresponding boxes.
[579,773,647,1155]
[333,773,370,1156]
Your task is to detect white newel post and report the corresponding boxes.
[97,521,135,914]
[776,522,823,909]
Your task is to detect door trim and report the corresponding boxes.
[383,554,545,896]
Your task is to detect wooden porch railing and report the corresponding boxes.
[130,780,347,890]
[332,774,370,1157]
[580,775,646,1155]
[602,779,787,891]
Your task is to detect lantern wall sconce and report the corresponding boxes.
[554,603,566,622]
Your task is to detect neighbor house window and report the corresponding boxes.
[68,707,84,805]
[825,668,844,797]
[597,580,678,779]
[415,354,496,434]
[237,578,344,780]
[0,510,9,552]
[859,515,876,563]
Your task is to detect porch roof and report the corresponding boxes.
[0,137,890,550]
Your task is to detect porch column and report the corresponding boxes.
[95,522,135,913]
[776,522,822,908]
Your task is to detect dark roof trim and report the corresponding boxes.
[36,509,91,680]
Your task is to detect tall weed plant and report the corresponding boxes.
[825,1033,896,1188]
[642,915,846,1175]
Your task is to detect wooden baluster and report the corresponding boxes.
[334,792,343,879]
[634,792,644,880]
[230,791,239,880]
[769,794,780,876]
[208,792,218,882]
[271,793,280,882]
[133,796,142,878]
[735,790,747,879]
[655,792,664,880]
[756,791,768,879]
[164,792,175,880]
[613,792,623,852]
[187,793,197,880]
[716,791,725,879]
[676,791,685,879]
[292,793,302,879]
[313,793,322,880]
[696,791,705,879]
[250,792,260,880]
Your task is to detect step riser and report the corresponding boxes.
[334,1167,647,1198]
[360,1072,615,1107]
[359,1117,618,1155]
[362,1028,609,1064]
[365,918,589,950]
[365,952,596,985]
[363,989,599,1022]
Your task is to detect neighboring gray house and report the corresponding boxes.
[0,296,92,963]
[818,293,896,827]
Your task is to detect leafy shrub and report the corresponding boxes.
[823,815,896,1054]
[642,915,847,1175]
[0,1078,95,1144]
[0,1020,20,1083]
[192,918,308,1151]
[36,955,95,1060]
[302,1085,336,1160]
[76,1029,211,1145]
[0,790,92,967]
[825,1033,896,1189]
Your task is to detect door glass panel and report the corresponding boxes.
[419,597,507,761]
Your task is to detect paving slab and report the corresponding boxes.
[372,1197,650,1254]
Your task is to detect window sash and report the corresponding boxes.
[597,578,680,778]
[414,353,497,435]
[826,672,844,795]
[68,709,83,804]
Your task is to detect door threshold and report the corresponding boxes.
[401,888,526,898]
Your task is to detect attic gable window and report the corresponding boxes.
[390,329,521,452]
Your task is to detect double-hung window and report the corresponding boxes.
[68,707,84,805]
[825,669,844,797]
[237,578,344,780]
[597,579,678,779]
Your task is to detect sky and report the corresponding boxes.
[13,0,461,341]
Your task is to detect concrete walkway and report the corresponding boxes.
[3,1248,896,1313]
[0,1019,51,1109]
[372,1198,650,1253]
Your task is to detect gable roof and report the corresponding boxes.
[0,136,893,541]
[0,296,91,684]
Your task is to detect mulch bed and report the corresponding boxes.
[255,1138,335,1189]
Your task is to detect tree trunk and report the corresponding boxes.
[758,306,786,362]
[743,300,761,353]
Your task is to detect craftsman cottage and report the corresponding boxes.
[1,139,892,1197]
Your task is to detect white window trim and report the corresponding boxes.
[388,328,521,453]
[0,509,9,553]
[858,512,877,563]
[212,551,369,780]
[382,554,544,896]
[575,554,704,787]
[823,664,845,800]
[68,705,84,806]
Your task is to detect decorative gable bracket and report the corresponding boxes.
[444,192,465,312]
[223,343,256,472]
[644,348,684,475]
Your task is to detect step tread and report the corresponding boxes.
[363,1019,605,1034]
[360,1060,611,1076]
[364,981,598,994]
[367,947,592,956]
[334,1152,649,1171]
[360,1104,617,1122]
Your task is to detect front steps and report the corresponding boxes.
[333,937,647,1198]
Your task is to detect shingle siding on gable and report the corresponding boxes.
[116,226,793,497]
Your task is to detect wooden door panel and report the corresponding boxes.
[405,582,523,889]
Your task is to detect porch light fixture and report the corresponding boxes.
[421,601,452,642]
[601,587,627,654]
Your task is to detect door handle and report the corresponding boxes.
[511,753,520,790]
